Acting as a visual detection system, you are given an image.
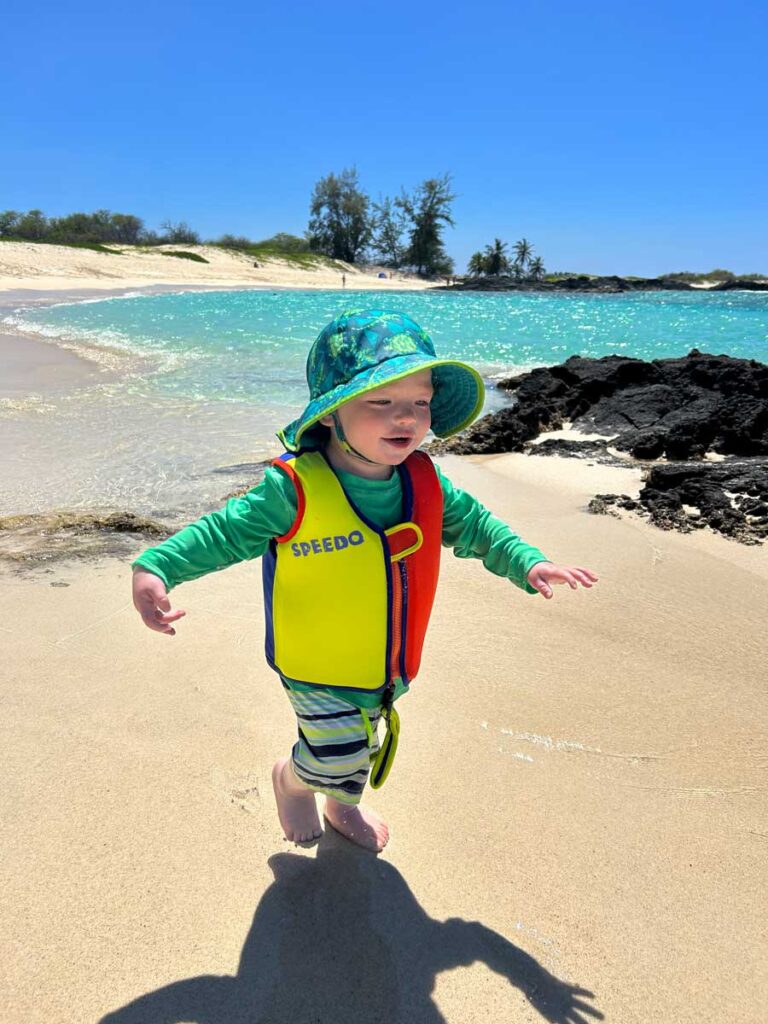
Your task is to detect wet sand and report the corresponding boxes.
[2,450,766,1023]
[0,331,106,397]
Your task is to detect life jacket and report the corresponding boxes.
[262,449,443,694]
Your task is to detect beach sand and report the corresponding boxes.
[0,241,436,292]
[2,275,766,1023]
[0,330,107,399]
[2,447,766,1023]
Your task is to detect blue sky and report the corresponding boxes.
[2,0,765,275]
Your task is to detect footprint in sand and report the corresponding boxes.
[231,784,262,814]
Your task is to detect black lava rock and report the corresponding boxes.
[592,461,768,543]
[436,351,768,461]
[431,350,768,543]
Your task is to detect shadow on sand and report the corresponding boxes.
[100,830,602,1024]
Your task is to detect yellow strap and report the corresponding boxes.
[370,706,400,789]
[385,522,424,562]
[360,708,375,748]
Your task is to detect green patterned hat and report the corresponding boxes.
[279,309,485,451]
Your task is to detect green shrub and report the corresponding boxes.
[159,250,209,263]
[75,242,124,254]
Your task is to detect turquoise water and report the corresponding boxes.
[3,287,768,519]
[6,287,768,409]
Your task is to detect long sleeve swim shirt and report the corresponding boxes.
[132,461,548,706]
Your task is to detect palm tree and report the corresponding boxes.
[513,238,533,280]
[483,238,511,276]
[528,256,545,281]
[467,251,487,276]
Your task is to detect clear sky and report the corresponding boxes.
[2,0,765,276]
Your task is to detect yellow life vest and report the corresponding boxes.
[262,450,443,694]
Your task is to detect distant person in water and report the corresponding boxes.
[131,309,598,851]
[342,272,346,287]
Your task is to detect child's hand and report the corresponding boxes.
[527,561,598,600]
[132,568,186,635]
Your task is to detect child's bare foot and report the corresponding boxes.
[324,797,389,852]
[272,758,322,843]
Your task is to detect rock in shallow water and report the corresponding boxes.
[0,510,170,569]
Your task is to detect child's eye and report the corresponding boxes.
[369,399,391,406]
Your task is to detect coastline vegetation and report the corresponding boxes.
[0,209,204,248]
[1,205,764,283]
[306,168,456,276]
[468,237,545,280]
[0,170,459,279]
[159,250,209,263]
[216,233,347,271]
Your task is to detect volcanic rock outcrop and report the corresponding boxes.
[442,275,768,293]
[432,351,768,543]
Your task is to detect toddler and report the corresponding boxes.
[132,309,597,852]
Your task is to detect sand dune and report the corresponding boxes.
[0,240,435,292]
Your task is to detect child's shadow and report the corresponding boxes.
[100,830,602,1024]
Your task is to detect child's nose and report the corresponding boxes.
[394,405,417,423]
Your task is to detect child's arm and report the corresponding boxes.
[436,466,597,597]
[131,465,297,634]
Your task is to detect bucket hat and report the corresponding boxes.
[278,309,485,451]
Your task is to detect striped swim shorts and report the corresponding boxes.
[282,683,381,805]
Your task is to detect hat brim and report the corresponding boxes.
[278,353,485,452]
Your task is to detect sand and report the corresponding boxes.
[0,330,106,398]
[1,274,766,1023]
[1,445,766,1023]
[0,240,435,292]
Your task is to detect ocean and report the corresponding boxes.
[3,287,768,521]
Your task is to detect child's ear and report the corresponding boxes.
[319,413,334,427]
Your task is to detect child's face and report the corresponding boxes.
[320,369,434,478]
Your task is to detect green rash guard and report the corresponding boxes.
[132,460,549,708]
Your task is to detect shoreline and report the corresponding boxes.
[0,285,271,392]
[0,330,108,398]
[2,281,766,555]
[3,276,766,407]
[0,280,439,398]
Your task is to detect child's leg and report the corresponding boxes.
[278,684,389,852]
[271,756,322,843]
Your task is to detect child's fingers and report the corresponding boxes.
[552,568,579,589]
[159,608,186,622]
[140,612,175,634]
[530,564,598,598]
[570,568,599,587]
[139,606,185,634]
[574,567,599,582]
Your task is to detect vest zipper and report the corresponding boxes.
[389,564,403,682]
[389,560,409,685]
[398,560,408,683]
